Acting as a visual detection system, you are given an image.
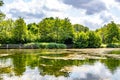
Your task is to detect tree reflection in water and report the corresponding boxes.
[0,49,120,80]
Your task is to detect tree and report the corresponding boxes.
[54,17,60,43]
[27,23,39,42]
[0,0,5,21]
[73,24,89,32]
[38,17,55,42]
[96,24,108,43]
[12,17,28,43]
[87,31,102,48]
[61,18,74,44]
[38,17,74,43]
[106,21,120,43]
[0,19,14,43]
[74,32,88,48]
[0,0,3,6]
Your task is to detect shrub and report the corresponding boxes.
[108,50,120,54]
[107,43,120,48]
[74,31,102,48]
[24,43,67,49]
[74,32,88,48]
[23,43,39,49]
[87,31,102,48]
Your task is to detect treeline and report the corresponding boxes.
[0,17,120,48]
[0,0,120,48]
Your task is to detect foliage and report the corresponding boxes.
[0,15,119,48]
[108,50,120,54]
[96,21,120,44]
[74,32,88,48]
[0,19,14,43]
[27,23,39,42]
[38,17,74,43]
[12,17,28,43]
[87,31,102,48]
[24,43,67,49]
[106,43,120,48]
[105,21,120,43]
[73,24,89,32]
[0,0,5,21]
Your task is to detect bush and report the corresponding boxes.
[107,43,120,48]
[23,43,39,49]
[24,43,67,49]
[74,31,102,48]
[108,50,120,54]
[73,32,88,48]
[100,44,107,48]
[87,31,102,48]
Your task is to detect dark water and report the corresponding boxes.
[0,49,120,80]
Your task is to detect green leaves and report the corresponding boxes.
[0,16,119,48]
[74,32,88,48]
[106,21,120,43]
[87,31,102,48]
[74,31,102,48]
[12,17,28,43]
[0,0,5,21]
[38,17,74,43]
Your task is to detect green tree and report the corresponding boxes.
[27,23,39,42]
[12,17,28,43]
[54,17,60,43]
[38,17,74,43]
[87,31,102,48]
[0,19,14,43]
[96,24,107,43]
[38,17,55,42]
[74,32,88,48]
[106,21,120,43]
[73,24,89,32]
[0,0,5,21]
[61,18,74,44]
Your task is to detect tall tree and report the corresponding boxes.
[0,0,5,21]
[38,17,55,42]
[106,21,120,43]
[73,24,89,32]
[54,17,60,43]
[27,23,39,42]
[61,18,74,44]
[13,17,27,43]
[0,19,14,43]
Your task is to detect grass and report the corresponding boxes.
[108,50,120,54]
[106,43,120,48]
[24,42,67,49]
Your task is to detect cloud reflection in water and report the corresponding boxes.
[2,62,120,80]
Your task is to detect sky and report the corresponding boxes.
[1,0,120,30]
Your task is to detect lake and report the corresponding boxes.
[0,49,120,80]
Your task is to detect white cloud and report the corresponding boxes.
[1,0,120,30]
[2,62,120,80]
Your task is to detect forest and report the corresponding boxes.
[0,1,120,48]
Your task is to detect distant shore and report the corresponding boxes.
[0,43,120,49]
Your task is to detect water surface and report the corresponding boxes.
[0,49,120,80]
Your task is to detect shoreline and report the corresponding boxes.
[0,44,120,49]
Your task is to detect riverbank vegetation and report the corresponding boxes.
[0,1,120,49]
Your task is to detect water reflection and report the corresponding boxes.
[1,62,120,80]
[0,49,120,80]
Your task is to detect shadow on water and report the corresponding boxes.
[0,49,120,80]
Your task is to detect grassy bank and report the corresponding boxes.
[0,43,67,49]
[100,43,120,48]
[108,50,120,54]
[24,43,67,49]
[0,43,120,49]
